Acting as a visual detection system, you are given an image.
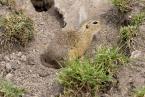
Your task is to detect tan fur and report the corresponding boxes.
[68,20,101,60]
[40,20,101,68]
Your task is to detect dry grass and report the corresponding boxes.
[0,0,16,8]
[0,10,34,52]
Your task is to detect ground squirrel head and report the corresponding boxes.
[78,6,101,34]
[79,20,101,35]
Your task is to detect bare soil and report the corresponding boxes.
[0,0,145,97]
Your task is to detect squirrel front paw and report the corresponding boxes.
[68,48,85,60]
[68,49,79,60]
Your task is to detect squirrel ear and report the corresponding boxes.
[79,6,88,26]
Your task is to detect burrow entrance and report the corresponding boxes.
[30,0,66,28]
[30,0,54,12]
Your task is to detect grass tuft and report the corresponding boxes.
[112,0,133,13]
[134,87,145,97]
[0,10,34,51]
[58,47,127,97]
[0,80,25,97]
[119,25,137,48]
[58,59,111,96]
[130,12,145,26]
[94,47,127,75]
[119,12,145,51]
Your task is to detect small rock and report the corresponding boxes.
[1,61,6,66]
[4,56,10,62]
[20,55,27,62]
[10,54,17,60]
[27,57,36,65]
[5,73,13,80]
[9,61,18,70]
[130,50,144,59]
[17,60,21,65]
[5,63,12,72]
[17,52,22,57]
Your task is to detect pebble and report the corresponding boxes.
[17,60,21,65]
[4,56,10,62]
[21,55,27,62]
[27,57,36,65]
[5,73,13,80]
[17,52,22,57]
[1,61,6,66]
[130,50,144,59]
[5,63,12,71]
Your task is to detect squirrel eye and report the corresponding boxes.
[86,25,89,29]
[93,21,98,24]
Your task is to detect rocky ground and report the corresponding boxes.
[0,0,62,96]
[0,0,145,97]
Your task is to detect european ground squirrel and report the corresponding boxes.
[40,20,101,68]
[40,6,101,68]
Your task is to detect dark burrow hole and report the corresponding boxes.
[30,0,54,12]
[30,0,66,28]
[40,54,63,69]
